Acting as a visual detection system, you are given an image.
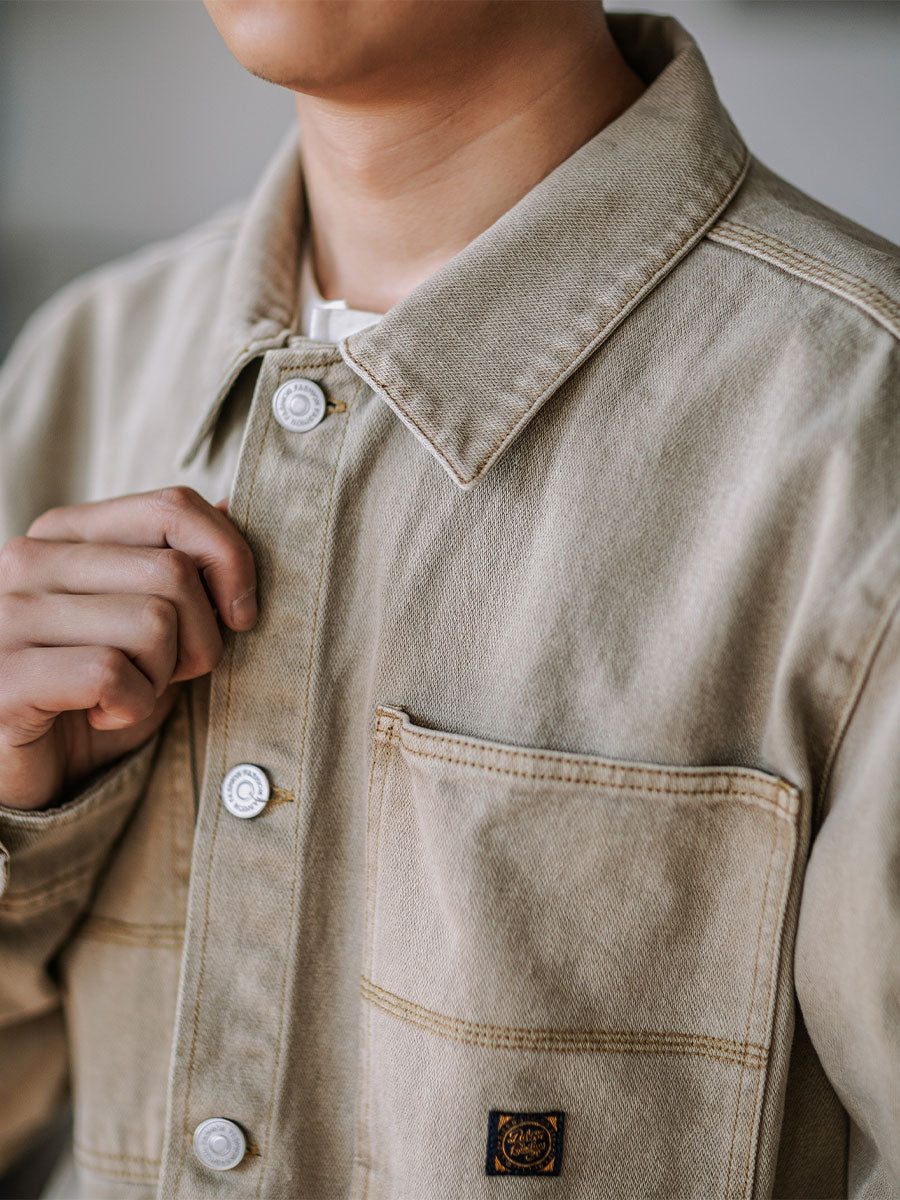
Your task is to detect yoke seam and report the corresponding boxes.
[706,220,900,342]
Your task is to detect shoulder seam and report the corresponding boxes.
[706,219,900,343]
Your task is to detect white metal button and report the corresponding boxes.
[193,1118,247,1171]
[221,763,270,819]
[271,377,326,432]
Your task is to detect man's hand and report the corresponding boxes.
[0,486,256,811]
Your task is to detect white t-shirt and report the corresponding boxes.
[298,234,384,342]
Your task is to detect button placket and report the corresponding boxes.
[160,348,355,1197]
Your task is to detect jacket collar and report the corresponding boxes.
[181,13,749,491]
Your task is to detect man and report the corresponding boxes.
[0,1,897,1197]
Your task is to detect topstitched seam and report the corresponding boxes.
[77,917,184,933]
[72,1156,158,1185]
[374,709,795,807]
[254,381,355,1200]
[724,806,780,1198]
[356,728,391,1194]
[360,982,767,1069]
[707,221,900,341]
[75,928,183,949]
[379,731,796,815]
[0,751,150,834]
[74,1145,161,1166]
[741,812,798,1197]
[359,977,766,1056]
[718,220,899,310]
[0,856,100,905]
[343,147,750,486]
[714,232,899,315]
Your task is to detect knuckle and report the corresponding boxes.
[0,537,37,587]
[156,548,196,592]
[140,595,177,642]
[92,646,129,696]
[153,485,202,517]
[0,592,26,630]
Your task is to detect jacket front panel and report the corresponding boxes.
[0,12,899,1200]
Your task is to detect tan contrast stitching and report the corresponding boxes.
[707,220,900,342]
[356,723,392,1189]
[374,708,797,812]
[74,1145,161,1166]
[73,1150,158,1184]
[724,807,779,1196]
[74,915,183,949]
[254,380,355,1200]
[344,148,751,486]
[378,730,795,817]
[360,978,767,1069]
[0,857,98,910]
[740,810,799,1196]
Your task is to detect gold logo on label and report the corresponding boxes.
[487,1111,563,1175]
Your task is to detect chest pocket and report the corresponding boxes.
[355,704,804,1200]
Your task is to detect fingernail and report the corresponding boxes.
[230,585,257,629]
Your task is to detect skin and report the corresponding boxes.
[0,2,645,811]
[204,0,646,311]
[0,488,256,809]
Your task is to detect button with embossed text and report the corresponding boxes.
[221,763,270,819]
[271,376,327,432]
[192,1117,247,1171]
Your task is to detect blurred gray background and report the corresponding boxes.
[1,0,899,360]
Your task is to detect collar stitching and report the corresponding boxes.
[471,145,751,485]
[347,144,750,489]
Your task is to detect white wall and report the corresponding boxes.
[1,0,898,357]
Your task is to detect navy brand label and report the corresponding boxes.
[485,1110,565,1176]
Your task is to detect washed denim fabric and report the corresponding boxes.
[1,12,899,1199]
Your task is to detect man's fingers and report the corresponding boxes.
[25,486,256,631]
[0,539,223,683]
[0,592,178,697]
[0,645,158,740]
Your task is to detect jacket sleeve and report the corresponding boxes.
[0,735,163,1173]
[794,583,900,1194]
[0,284,166,1172]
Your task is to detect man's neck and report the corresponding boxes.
[294,13,645,314]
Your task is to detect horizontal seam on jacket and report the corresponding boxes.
[377,731,795,815]
[74,1143,161,1166]
[0,760,150,833]
[73,1151,158,1184]
[0,859,101,912]
[344,145,751,487]
[373,708,793,800]
[706,220,900,342]
[74,917,184,949]
[360,977,768,1068]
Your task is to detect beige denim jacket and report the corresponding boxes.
[1,13,899,1200]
